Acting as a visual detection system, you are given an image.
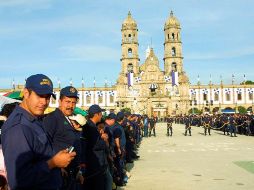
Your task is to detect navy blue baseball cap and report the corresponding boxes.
[88,104,105,115]
[60,86,79,98]
[116,111,125,121]
[25,74,56,99]
[107,113,117,120]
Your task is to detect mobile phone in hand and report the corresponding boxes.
[66,146,74,153]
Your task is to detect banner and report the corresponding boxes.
[127,72,134,87]
[172,71,179,86]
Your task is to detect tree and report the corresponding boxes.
[240,80,254,85]
[188,108,201,114]
[237,106,247,114]
[121,107,131,113]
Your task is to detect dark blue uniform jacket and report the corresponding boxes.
[82,120,107,176]
[43,108,81,171]
[1,106,61,190]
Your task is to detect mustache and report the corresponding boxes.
[66,108,74,111]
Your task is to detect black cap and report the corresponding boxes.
[107,113,116,120]
[116,111,125,121]
[88,104,105,115]
[25,74,56,99]
[60,86,79,98]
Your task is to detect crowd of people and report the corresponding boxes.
[0,73,254,190]
[0,74,145,190]
[171,114,254,137]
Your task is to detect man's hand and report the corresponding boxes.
[101,133,108,141]
[47,150,76,169]
[76,171,85,184]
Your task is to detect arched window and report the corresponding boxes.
[172,33,175,40]
[128,48,132,57]
[172,62,177,71]
[249,93,253,100]
[226,94,231,101]
[127,63,133,73]
[171,47,176,56]
[86,96,91,104]
[98,96,103,104]
[203,94,207,101]
[110,96,114,103]
[237,93,242,101]
[128,34,132,42]
[214,94,219,101]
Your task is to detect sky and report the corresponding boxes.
[0,0,254,89]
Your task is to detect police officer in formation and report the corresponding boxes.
[43,86,84,189]
[149,116,156,137]
[202,115,212,136]
[184,115,192,136]
[166,115,173,136]
[1,74,76,190]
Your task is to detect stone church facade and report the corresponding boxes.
[1,11,254,116]
[116,11,190,117]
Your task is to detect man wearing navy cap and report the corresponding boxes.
[104,113,117,177]
[112,111,127,186]
[82,104,109,190]
[43,86,84,189]
[1,74,76,190]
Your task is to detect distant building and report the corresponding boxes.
[1,11,253,116]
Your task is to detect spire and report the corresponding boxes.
[209,74,212,85]
[197,75,200,85]
[57,77,61,88]
[220,75,223,85]
[170,10,174,17]
[82,77,84,88]
[128,11,131,18]
[145,45,150,59]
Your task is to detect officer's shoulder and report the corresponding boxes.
[44,109,59,119]
[2,112,23,132]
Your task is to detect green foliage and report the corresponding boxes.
[188,107,201,114]
[237,106,247,114]
[240,80,254,85]
[121,107,131,113]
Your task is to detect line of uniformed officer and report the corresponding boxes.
[1,74,76,190]
[43,86,84,189]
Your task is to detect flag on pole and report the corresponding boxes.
[127,72,134,87]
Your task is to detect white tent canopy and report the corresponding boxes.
[0,95,21,111]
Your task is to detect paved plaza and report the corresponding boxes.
[123,123,254,190]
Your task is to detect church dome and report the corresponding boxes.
[164,11,180,29]
[122,11,137,29]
